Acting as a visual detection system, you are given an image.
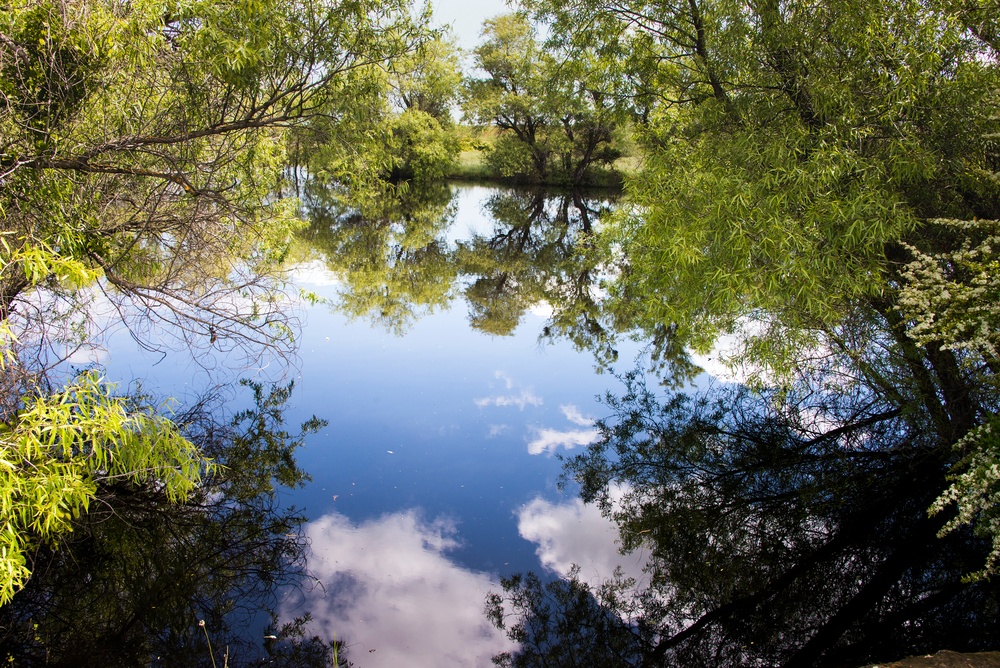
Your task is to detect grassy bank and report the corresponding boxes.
[446,145,633,189]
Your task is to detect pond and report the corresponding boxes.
[6,181,997,668]
[94,183,649,666]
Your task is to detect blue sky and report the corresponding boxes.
[429,0,510,50]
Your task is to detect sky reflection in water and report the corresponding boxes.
[102,184,642,666]
[279,185,647,665]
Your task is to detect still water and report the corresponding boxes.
[99,183,648,666]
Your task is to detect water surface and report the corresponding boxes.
[100,183,644,666]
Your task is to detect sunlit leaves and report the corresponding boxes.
[294,30,461,189]
[898,219,1000,366]
[1,0,428,355]
[0,371,210,604]
[464,13,626,186]
[0,235,101,291]
[526,0,1000,381]
[605,120,917,375]
[899,218,1000,578]
[0,381,328,666]
[931,416,1000,581]
[385,108,461,183]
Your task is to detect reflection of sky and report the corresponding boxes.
[445,184,504,243]
[526,404,599,455]
[98,185,648,664]
[516,488,649,588]
[286,282,623,573]
[285,510,515,667]
[278,187,648,662]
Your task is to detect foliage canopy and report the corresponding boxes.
[0,0,428,604]
[486,0,1000,665]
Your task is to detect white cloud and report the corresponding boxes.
[474,372,543,410]
[495,370,514,389]
[286,510,515,667]
[560,404,594,427]
[472,371,542,411]
[524,404,599,455]
[528,301,554,318]
[516,491,648,588]
[286,260,341,287]
[474,389,544,410]
[526,427,599,455]
[487,424,510,438]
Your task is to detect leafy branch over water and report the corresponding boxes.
[0,0,431,607]
[0,381,335,667]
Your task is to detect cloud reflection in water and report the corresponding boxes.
[516,490,649,588]
[286,510,515,667]
[526,404,599,455]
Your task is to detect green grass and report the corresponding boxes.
[447,149,493,181]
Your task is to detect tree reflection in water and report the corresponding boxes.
[298,183,617,364]
[489,369,1000,667]
[0,382,343,668]
[456,189,614,364]
[298,181,459,335]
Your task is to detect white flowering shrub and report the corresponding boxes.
[900,219,1000,578]
[898,219,1000,365]
[929,418,1000,580]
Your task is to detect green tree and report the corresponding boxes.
[294,32,463,187]
[0,0,427,601]
[0,0,424,354]
[517,0,1000,569]
[297,181,458,334]
[361,33,465,184]
[0,371,207,604]
[384,106,462,183]
[392,34,464,122]
[455,188,610,343]
[521,0,999,363]
[465,13,624,186]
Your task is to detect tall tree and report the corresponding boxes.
[522,0,999,361]
[465,13,625,186]
[293,32,463,187]
[0,0,425,353]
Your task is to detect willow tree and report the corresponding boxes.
[0,0,427,603]
[515,0,1000,356]
[464,13,626,186]
[0,381,332,667]
[1,0,425,355]
[515,0,1000,569]
[293,32,463,188]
